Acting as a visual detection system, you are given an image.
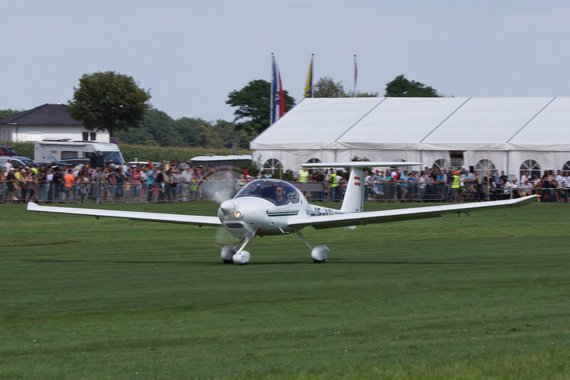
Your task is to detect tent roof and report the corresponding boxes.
[508,97,570,150]
[251,97,570,151]
[252,98,382,149]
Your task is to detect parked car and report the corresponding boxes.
[128,161,160,168]
[55,158,92,169]
[0,156,34,169]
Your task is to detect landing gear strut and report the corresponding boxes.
[220,234,254,265]
[295,231,330,263]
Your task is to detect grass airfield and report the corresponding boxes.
[1,201,569,379]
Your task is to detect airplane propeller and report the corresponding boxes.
[198,167,248,257]
[199,167,242,204]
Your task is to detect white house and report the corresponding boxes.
[0,103,110,143]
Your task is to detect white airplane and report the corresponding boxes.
[27,162,536,264]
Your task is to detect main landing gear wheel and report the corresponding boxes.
[220,245,236,264]
[232,251,251,265]
[311,245,330,263]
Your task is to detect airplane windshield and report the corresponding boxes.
[235,180,300,205]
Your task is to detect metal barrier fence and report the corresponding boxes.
[0,179,566,204]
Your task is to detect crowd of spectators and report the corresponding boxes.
[1,160,568,204]
[298,166,570,203]
[0,160,215,204]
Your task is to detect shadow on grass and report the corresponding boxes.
[20,258,467,266]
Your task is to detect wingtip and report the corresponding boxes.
[27,202,39,211]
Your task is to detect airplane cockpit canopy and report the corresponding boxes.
[235,179,300,205]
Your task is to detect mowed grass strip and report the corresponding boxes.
[0,201,569,379]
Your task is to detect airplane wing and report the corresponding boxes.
[27,202,223,227]
[288,195,537,230]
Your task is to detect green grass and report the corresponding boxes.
[1,201,569,379]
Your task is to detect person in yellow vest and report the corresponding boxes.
[329,170,339,201]
[298,167,309,183]
[451,170,461,203]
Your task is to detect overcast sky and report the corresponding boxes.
[2,0,570,122]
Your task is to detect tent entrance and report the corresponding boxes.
[450,151,464,169]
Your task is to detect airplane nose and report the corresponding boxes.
[219,200,235,215]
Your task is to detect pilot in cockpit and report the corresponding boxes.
[274,185,288,206]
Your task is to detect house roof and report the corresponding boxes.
[0,103,82,126]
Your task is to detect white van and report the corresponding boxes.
[34,140,125,166]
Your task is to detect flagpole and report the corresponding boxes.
[353,54,358,97]
[270,52,276,124]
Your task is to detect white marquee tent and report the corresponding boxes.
[251,97,570,178]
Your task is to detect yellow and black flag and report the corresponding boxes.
[304,54,314,98]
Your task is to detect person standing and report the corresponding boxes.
[328,170,338,201]
[298,167,309,183]
[451,170,461,203]
[145,166,155,203]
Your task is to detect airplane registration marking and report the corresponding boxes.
[308,206,335,216]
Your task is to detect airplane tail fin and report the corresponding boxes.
[340,166,365,213]
[302,161,423,214]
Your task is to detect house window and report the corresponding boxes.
[82,132,97,141]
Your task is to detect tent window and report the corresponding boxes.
[520,159,541,179]
[263,158,282,176]
[305,158,322,174]
[563,161,570,172]
[475,159,497,177]
[433,159,449,170]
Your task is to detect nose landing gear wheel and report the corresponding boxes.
[232,251,251,265]
[220,245,236,264]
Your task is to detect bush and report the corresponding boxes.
[1,141,250,165]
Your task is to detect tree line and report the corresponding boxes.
[1,72,440,149]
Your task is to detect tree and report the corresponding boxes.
[212,119,251,150]
[68,71,151,139]
[313,77,349,98]
[384,74,440,97]
[226,79,295,135]
[142,109,183,146]
[0,109,21,119]
[174,117,221,147]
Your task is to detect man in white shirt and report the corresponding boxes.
[563,170,570,202]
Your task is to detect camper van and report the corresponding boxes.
[34,140,125,167]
